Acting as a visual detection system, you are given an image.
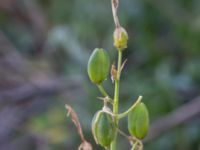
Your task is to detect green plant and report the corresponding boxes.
[88,48,110,85]
[92,106,115,148]
[128,102,149,140]
[66,0,150,150]
[87,0,150,150]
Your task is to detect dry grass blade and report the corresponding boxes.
[65,104,93,150]
[111,0,120,28]
[120,59,127,72]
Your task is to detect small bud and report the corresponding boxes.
[92,109,115,147]
[113,27,128,50]
[87,48,110,84]
[128,102,149,139]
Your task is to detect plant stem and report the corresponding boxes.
[131,141,138,150]
[110,50,123,150]
[97,85,114,105]
[118,96,142,119]
[97,84,109,97]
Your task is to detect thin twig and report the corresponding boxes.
[117,128,143,150]
[118,96,142,119]
[65,105,93,150]
[120,59,127,72]
[65,104,86,142]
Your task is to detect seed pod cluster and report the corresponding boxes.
[128,102,149,139]
[92,109,115,147]
[87,48,110,84]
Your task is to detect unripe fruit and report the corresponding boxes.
[92,110,115,147]
[113,27,128,50]
[128,102,149,139]
[87,48,110,84]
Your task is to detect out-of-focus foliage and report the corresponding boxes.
[0,0,200,150]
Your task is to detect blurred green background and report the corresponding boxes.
[0,0,200,150]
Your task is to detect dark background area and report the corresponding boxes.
[0,0,200,150]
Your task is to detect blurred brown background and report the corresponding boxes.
[0,0,200,149]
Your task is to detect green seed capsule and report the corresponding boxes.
[128,102,149,139]
[92,110,115,147]
[87,48,110,84]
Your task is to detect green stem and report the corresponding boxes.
[113,51,122,114]
[97,84,109,97]
[97,84,114,105]
[110,50,123,150]
[118,96,142,119]
[131,141,138,150]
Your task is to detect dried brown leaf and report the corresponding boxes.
[65,104,93,150]
[111,64,117,83]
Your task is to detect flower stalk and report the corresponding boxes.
[110,50,122,150]
[118,96,142,119]
[66,0,149,149]
[85,0,149,149]
[97,84,109,97]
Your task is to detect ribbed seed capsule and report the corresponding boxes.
[87,48,110,84]
[92,109,115,147]
[128,102,149,139]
